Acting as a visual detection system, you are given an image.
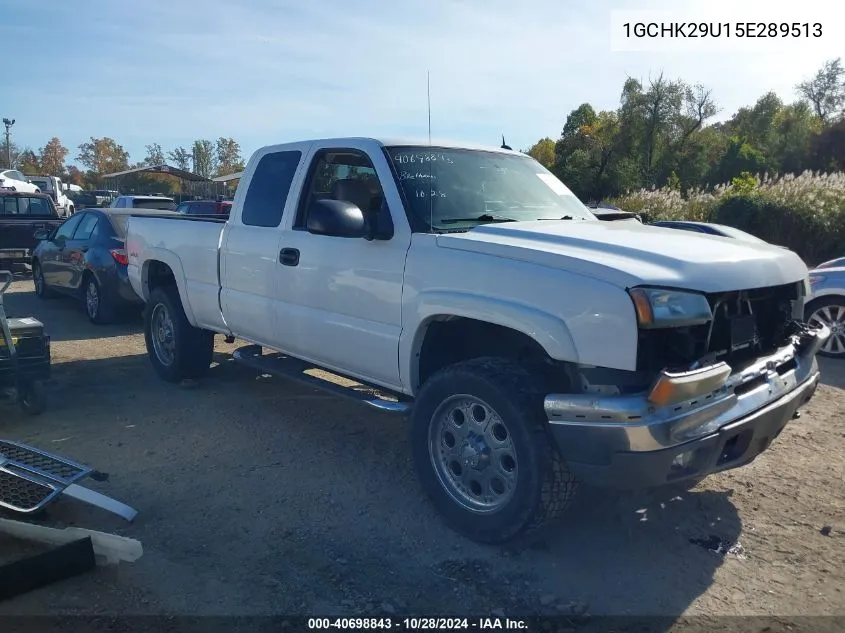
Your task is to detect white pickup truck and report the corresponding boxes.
[126,137,830,544]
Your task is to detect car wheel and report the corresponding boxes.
[84,275,114,324]
[410,357,578,544]
[805,296,845,358]
[32,261,54,299]
[144,285,214,382]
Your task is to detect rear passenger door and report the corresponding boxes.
[63,212,100,291]
[219,146,309,347]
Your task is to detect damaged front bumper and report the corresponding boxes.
[544,324,831,489]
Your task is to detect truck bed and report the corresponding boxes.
[125,213,229,332]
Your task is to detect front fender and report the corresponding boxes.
[401,289,579,391]
[138,248,198,326]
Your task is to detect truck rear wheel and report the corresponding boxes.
[411,357,578,544]
[144,286,214,382]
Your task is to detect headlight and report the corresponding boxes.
[628,287,713,329]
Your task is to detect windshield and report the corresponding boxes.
[385,146,596,231]
[30,178,50,190]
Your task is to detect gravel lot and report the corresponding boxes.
[0,274,843,627]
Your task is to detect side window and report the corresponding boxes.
[175,202,189,214]
[73,214,99,240]
[2,197,17,215]
[241,150,302,227]
[55,214,84,240]
[295,149,391,233]
[25,197,51,215]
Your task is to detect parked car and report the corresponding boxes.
[27,175,75,217]
[0,169,41,194]
[125,137,829,544]
[91,190,119,206]
[806,261,845,358]
[31,208,177,323]
[109,195,176,211]
[175,199,233,217]
[648,220,768,244]
[69,190,100,210]
[0,191,64,269]
[813,257,845,270]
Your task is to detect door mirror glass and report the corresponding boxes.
[306,199,366,238]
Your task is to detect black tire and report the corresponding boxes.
[411,357,578,544]
[19,380,47,416]
[804,296,845,358]
[32,261,54,299]
[144,285,214,382]
[83,274,114,324]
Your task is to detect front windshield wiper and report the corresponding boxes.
[538,215,575,220]
[439,214,517,224]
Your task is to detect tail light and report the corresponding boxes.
[110,249,129,265]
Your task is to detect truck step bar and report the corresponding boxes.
[232,345,412,414]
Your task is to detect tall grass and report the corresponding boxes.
[610,171,845,265]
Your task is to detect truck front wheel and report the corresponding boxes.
[144,286,214,382]
[411,357,578,544]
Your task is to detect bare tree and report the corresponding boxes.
[796,58,845,124]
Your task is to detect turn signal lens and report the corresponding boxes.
[629,288,654,327]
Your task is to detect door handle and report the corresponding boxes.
[279,248,300,267]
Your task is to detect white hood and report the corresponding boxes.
[437,220,808,293]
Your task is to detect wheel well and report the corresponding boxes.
[415,317,569,392]
[145,260,176,296]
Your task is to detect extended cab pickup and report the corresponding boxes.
[126,137,830,544]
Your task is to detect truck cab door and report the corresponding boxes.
[219,148,308,347]
[273,143,411,389]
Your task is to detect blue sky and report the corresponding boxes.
[1,0,841,166]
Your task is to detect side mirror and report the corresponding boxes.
[33,228,50,241]
[306,199,366,238]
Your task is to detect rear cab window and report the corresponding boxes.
[0,196,53,215]
[132,198,176,210]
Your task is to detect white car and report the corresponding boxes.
[0,169,41,193]
[807,259,845,358]
[124,137,829,544]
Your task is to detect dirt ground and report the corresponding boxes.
[0,274,843,628]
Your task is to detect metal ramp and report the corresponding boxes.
[0,441,136,521]
[232,344,411,414]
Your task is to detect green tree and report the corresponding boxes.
[710,136,768,184]
[167,147,192,171]
[144,143,166,166]
[17,149,41,175]
[191,140,216,178]
[76,137,130,175]
[215,137,244,175]
[526,138,555,169]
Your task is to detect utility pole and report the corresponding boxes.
[2,118,14,169]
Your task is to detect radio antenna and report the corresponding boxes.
[427,71,432,145]
[427,71,433,228]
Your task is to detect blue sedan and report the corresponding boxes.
[31,208,176,324]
